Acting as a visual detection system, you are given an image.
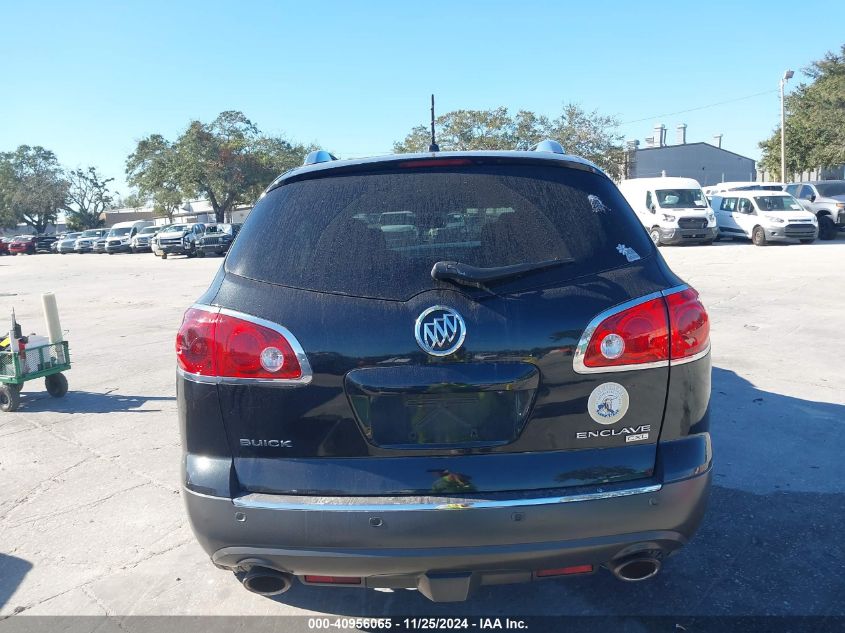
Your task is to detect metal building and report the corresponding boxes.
[624,124,756,186]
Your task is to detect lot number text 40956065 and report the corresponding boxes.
[307,617,529,629]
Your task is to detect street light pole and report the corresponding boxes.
[780,69,794,181]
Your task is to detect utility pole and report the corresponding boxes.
[780,69,794,181]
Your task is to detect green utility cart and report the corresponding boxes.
[0,341,70,412]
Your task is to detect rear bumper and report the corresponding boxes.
[198,244,229,254]
[659,226,717,244]
[161,244,189,254]
[183,436,712,595]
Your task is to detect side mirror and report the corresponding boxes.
[808,194,816,202]
[649,204,656,214]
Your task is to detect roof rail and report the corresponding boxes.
[303,150,338,166]
[530,139,565,155]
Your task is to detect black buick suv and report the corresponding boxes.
[177,142,712,602]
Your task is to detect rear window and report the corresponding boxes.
[227,163,653,300]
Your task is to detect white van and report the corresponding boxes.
[105,220,154,254]
[709,190,818,246]
[618,177,717,246]
[702,181,785,197]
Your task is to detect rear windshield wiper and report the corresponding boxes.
[431,258,574,289]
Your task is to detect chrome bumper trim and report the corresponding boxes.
[231,483,663,512]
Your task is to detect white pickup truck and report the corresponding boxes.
[784,181,845,240]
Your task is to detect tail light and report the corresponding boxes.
[176,306,312,384]
[574,285,709,373]
[578,296,669,371]
[664,288,710,361]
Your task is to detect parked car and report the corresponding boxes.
[34,235,57,253]
[428,212,469,243]
[784,181,845,240]
[618,177,717,246]
[130,225,160,253]
[9,235,37,255]
[155,223,205,259]
[151,232,164,257]
[378,210,419,248]
[105,220,154,254]
[74,228,109,253]
[178,143,713,602]
[56,232,82,254]
[711,190,818,245]
[196,223,241,257]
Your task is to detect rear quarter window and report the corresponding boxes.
[227,163,654,300]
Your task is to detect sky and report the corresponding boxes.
[2,0,843,195]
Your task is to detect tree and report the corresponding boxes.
[394,107,519,151]
[547,105,625,177]
[759,44,845,179]
[0,145,68,233]
[114,191,148,209]
[63,166,114,230]
[393,104,624,178]
[127,111,313,223]
[125,134,182,222]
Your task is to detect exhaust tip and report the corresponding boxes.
[611,557,661,582]
[242,566,293,596]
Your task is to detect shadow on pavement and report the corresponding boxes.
[12,390,175,414]
[264,367,845,616]
[265,485,843,617]
[709,235,844,247]
[0,554,32,610]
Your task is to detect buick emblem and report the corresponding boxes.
[415,306,466,357]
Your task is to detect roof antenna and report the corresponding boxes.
[428,94,439,152]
